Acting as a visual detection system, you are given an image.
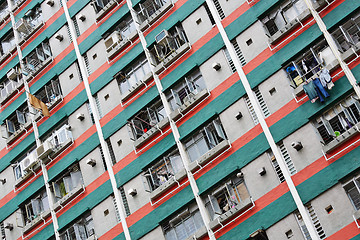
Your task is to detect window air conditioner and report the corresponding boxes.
[21,152,38,172]
[104,31,122,52]
[155,30,170,44]
[36,140,54,160]
[15,18,30,34]
[7,68,17,80]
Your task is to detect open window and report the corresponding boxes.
[51,164,83,204]
[15,5,43,40]
[59,212,95,240]
[35,78,62,110]
[117,55,151,98]
[314,94,360,150]
[142,150,184,193]
[331,13,360,53]
[135,0,172,27]
[22,41,52,78]
[0,1,9,22]
[166,69,206,112]
[205,175,250,221]
[0,31,15,59]
[1,104,31,143]
[184,117,227,163]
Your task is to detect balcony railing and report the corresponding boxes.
[23,42,52,80]
[136,0,173,31]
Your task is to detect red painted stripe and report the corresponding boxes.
[327,221,360,240]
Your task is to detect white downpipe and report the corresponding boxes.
[301,0,360,99]
[7,1,61,239]
[204,0,320,239]
[61,1,131,239]
[126,1,216,239]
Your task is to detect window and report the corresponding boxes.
[51,164,83,203]
[166,69,206,111]
[1,104,30,139]
[92,0,112,13]
[268,143,296,183]
[314,94,360,145]
[0,32,15,56]
[45,123,73,148]
[295,211,311,240]
[231,39,246,67]
[113,15,136,40]
[0,66,23,104]
[295,204,326,240]
[223,48,236,73]
[119,187,131,216]
[344,177,360,210]
[331,12,360,52]
[72,17,81,38]
[135,0,169,24]
[16,6,43,38]
[59,213,95,240]
[118,56,150,95]
[204,3,215,25]
[149,24,189,65]
[0,1,8,21]
[285,39,334,88]
[184,118,227,162]
[127,99,165,141]
[106,138,116,165]
[35,79,62,109]
[22,41,52,77]
[261,0,308,37]
[83,54,91,76]
[205,175,250,220]
[213,0,225,20]
[13,148,37,181]
[142,150,184,192]
[20,189,49,226]
[94,94,103,118]
[163,208,205,240]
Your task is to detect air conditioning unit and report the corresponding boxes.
[21,152,38,172]
[15,18,30,34]
[155,29,170,44]
[37,140,54,160]
[7,68,17,80]
[104,31,122,52]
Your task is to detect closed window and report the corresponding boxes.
[184,118,227,162]
[344,177,360,211]
[163,208,204,240]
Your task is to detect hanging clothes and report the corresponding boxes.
[319,68,334,90]
[313,78,330,102]
[302,59,308,73]
[303,80,319,103]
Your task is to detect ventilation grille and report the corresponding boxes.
[307,204,326,239]
[254,87,270,117]
[112,195,122,222]
[66,24,72,43]
[224,48,236,73]
[204,3,215,25]
[106,138,116,165]
[120,187,131,217]
[99,145,107,171]
[72,17,81,37]
[84,54,91,76]
[279,143,296,175]
[271,157,285,183]
[213,0,225,19]
[95,94,103,118]
[0,222,5,240]
[231,39,246,66]
[245,95,259,124]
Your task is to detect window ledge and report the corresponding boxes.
[14,169,36,188]
[106,31,139,60]
[139,1,173,31]
[6,124,30,145]
[209,197,253,229]
[95,0,120,21]
[23,209,51,234]
[134,117,170,148]
[149,168,187,200]
[120,72,153,102]
[189,140,230,172]
[170,89,209,121]
[341,42,360,62]
[269,9,311,45]
[323,123,360,154]
[153,42,191,74]
[54,184,84,211]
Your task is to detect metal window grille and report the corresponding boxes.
[72,17,81,37]
[99,145,107,171]
[204,3,216,25]
[66,24,72,43]
[94,94,103,118]
[271,156,285,183]
[254,87,270,117]
[223,48,236,73]
[112,195,122,222]
[213,0,225,19]
[119,187,131,216]
[0,222,5,240]
[307,204,326,239]
[83,54,92,76]
[245,95,259,124]
[106,138,116,165]
[279,142,296,175]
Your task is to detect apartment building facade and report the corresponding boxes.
[0,0,359,239]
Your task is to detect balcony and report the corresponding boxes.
[0,77,24,105]
[120,72,153,102]
[16,7,44,43]
[149,27,190,74]
[137,0,173,31]
[323,122,360,154]
[53,184,84,211]
[14,151,39,187]
[133,116,169,148]
[11,0,26,11]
